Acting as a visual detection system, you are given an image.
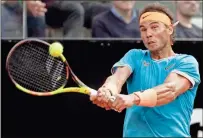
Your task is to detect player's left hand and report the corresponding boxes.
[110,93,136,112]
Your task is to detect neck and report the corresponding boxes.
[150,45,175,60]
[176,12,192,28]
[114,7,133,23]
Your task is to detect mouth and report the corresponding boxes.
[147,41,156,45]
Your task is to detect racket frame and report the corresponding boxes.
[6,38,97,96]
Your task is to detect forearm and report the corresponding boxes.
[152,82,177,106]
[133,82,178,107]
[102,75,123,95]
[103,66,131,95]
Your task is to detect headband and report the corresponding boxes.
[140,12,171,26]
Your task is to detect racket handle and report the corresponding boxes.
[89,89,116,102]
[89,89,98,96]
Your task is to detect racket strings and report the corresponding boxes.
[20,43,63,88]
[10,46,54,91]
[9,70,48,92]
[8,41,67,92]
[10,45,56,89]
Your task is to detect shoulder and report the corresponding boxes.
[176,54,197,62]
[92,10,111,23]
[125,49,148,57]
[176,54,199,65]
[127,49,148,54]
[173,54,201,86]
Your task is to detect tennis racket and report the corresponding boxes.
[6,38,115,101]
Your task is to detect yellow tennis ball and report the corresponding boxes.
[49,42,63,57]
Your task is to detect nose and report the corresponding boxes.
[146,29,152,38]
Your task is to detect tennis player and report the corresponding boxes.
[90,3,201,137]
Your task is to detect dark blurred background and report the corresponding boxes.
[1,40,203,138]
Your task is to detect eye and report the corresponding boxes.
[151,25,159,29]
[140,28,146,32]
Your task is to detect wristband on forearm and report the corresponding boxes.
[133,89,157,107]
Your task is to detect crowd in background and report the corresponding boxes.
[1,1,202,39]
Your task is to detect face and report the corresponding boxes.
[176,1,200,17]
[113,1,136,11]
[139,20,173,52]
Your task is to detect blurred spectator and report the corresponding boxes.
[45,1,84,37]
[27,1,84,37]
[175,1,202,38]
[26,1,47,37]
[1,1,47,37]
[81,1,111,29]
[1,1,23,37]
[91,1,140,38]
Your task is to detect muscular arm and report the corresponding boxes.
[90,66,132,110]
[134,72,192,106]
[102,66,132,95]
[155,72,192,106]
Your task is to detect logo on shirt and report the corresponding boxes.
[165,63,175,70]
[143,61,150,66]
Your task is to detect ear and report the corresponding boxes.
[167,25,174,35]
[168,21,179,35]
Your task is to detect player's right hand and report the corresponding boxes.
[90,86,113,110]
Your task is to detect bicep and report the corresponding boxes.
[164,72,192,96]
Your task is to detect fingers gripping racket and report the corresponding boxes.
[6,38,99,97]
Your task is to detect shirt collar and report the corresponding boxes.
[111,6,137,23]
